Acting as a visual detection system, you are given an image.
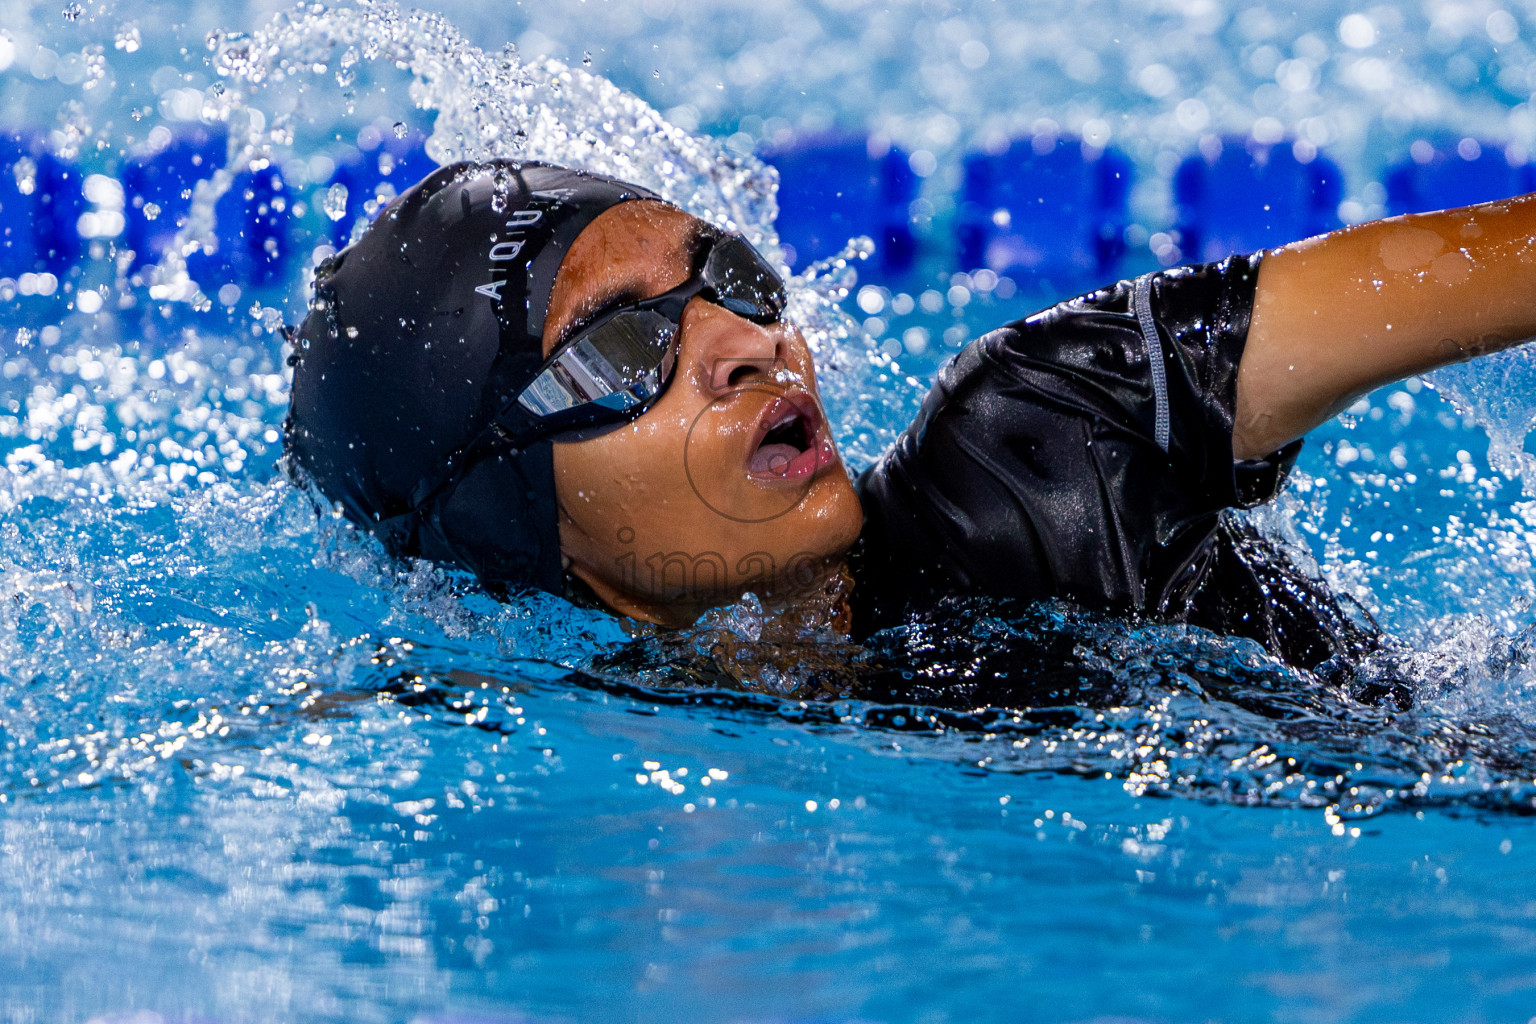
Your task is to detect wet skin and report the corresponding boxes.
[1239,192,1536,458]
[541,201,864,627]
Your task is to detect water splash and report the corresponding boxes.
[15,3,1536,1019]
[7,0,1536,831]
[127,0,895,455]
[1425,347,1536,495]
[211,4,774,231]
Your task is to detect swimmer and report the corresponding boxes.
[284,160,1536,690]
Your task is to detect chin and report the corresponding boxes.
[789,473,864,557]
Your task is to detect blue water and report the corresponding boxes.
[7,1,1536,1021]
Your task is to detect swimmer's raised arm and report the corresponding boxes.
[1234,192,1536,459]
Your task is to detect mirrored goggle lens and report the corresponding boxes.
[704,235,786,324]
[518,309,678,419]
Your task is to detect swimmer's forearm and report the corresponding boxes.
[1234,192,1536,459]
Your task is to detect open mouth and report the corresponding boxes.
[747,393,833,480]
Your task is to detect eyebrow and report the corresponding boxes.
[554,216,716,347]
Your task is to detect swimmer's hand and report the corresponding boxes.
[1235,191,1536,459]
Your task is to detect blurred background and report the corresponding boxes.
[7,0,1536,355]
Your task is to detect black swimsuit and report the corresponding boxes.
[850,255,1396,698]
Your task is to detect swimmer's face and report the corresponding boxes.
[544,201,863,626]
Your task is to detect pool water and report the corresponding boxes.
[6,1,1536,1021]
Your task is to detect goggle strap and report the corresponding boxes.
[399,396,544,518]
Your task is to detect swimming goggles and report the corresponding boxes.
[513,229,787,439]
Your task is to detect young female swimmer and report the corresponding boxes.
[285,160,1536,680]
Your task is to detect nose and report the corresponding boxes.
[681,297,790,394]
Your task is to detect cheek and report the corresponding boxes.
[554,404,700,526]
[555,379,857,567]
[682,398,756,473]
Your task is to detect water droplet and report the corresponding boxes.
[141,201,161,221]
[62,2,82,22]
[11,157,37,196]
[392,121,407,139]
[582,51,592,66]
[114,23,140,52]
[490,167,512,214]
[322,182,348,222]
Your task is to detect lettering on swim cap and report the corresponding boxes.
[475,206,547,307]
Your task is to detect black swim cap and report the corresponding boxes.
[286,160,660,594]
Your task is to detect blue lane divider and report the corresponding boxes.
[0,130,85,279]
[3,120,1457,306]
[1174,138,1343,262]
[323,129,436,249]
[186,163,295,289]
[1386,137,1536,216]
[121,124,228,274]
[957,134,1132,292]
[761,134,919,275]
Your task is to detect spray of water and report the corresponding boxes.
[5,0,1536,832]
